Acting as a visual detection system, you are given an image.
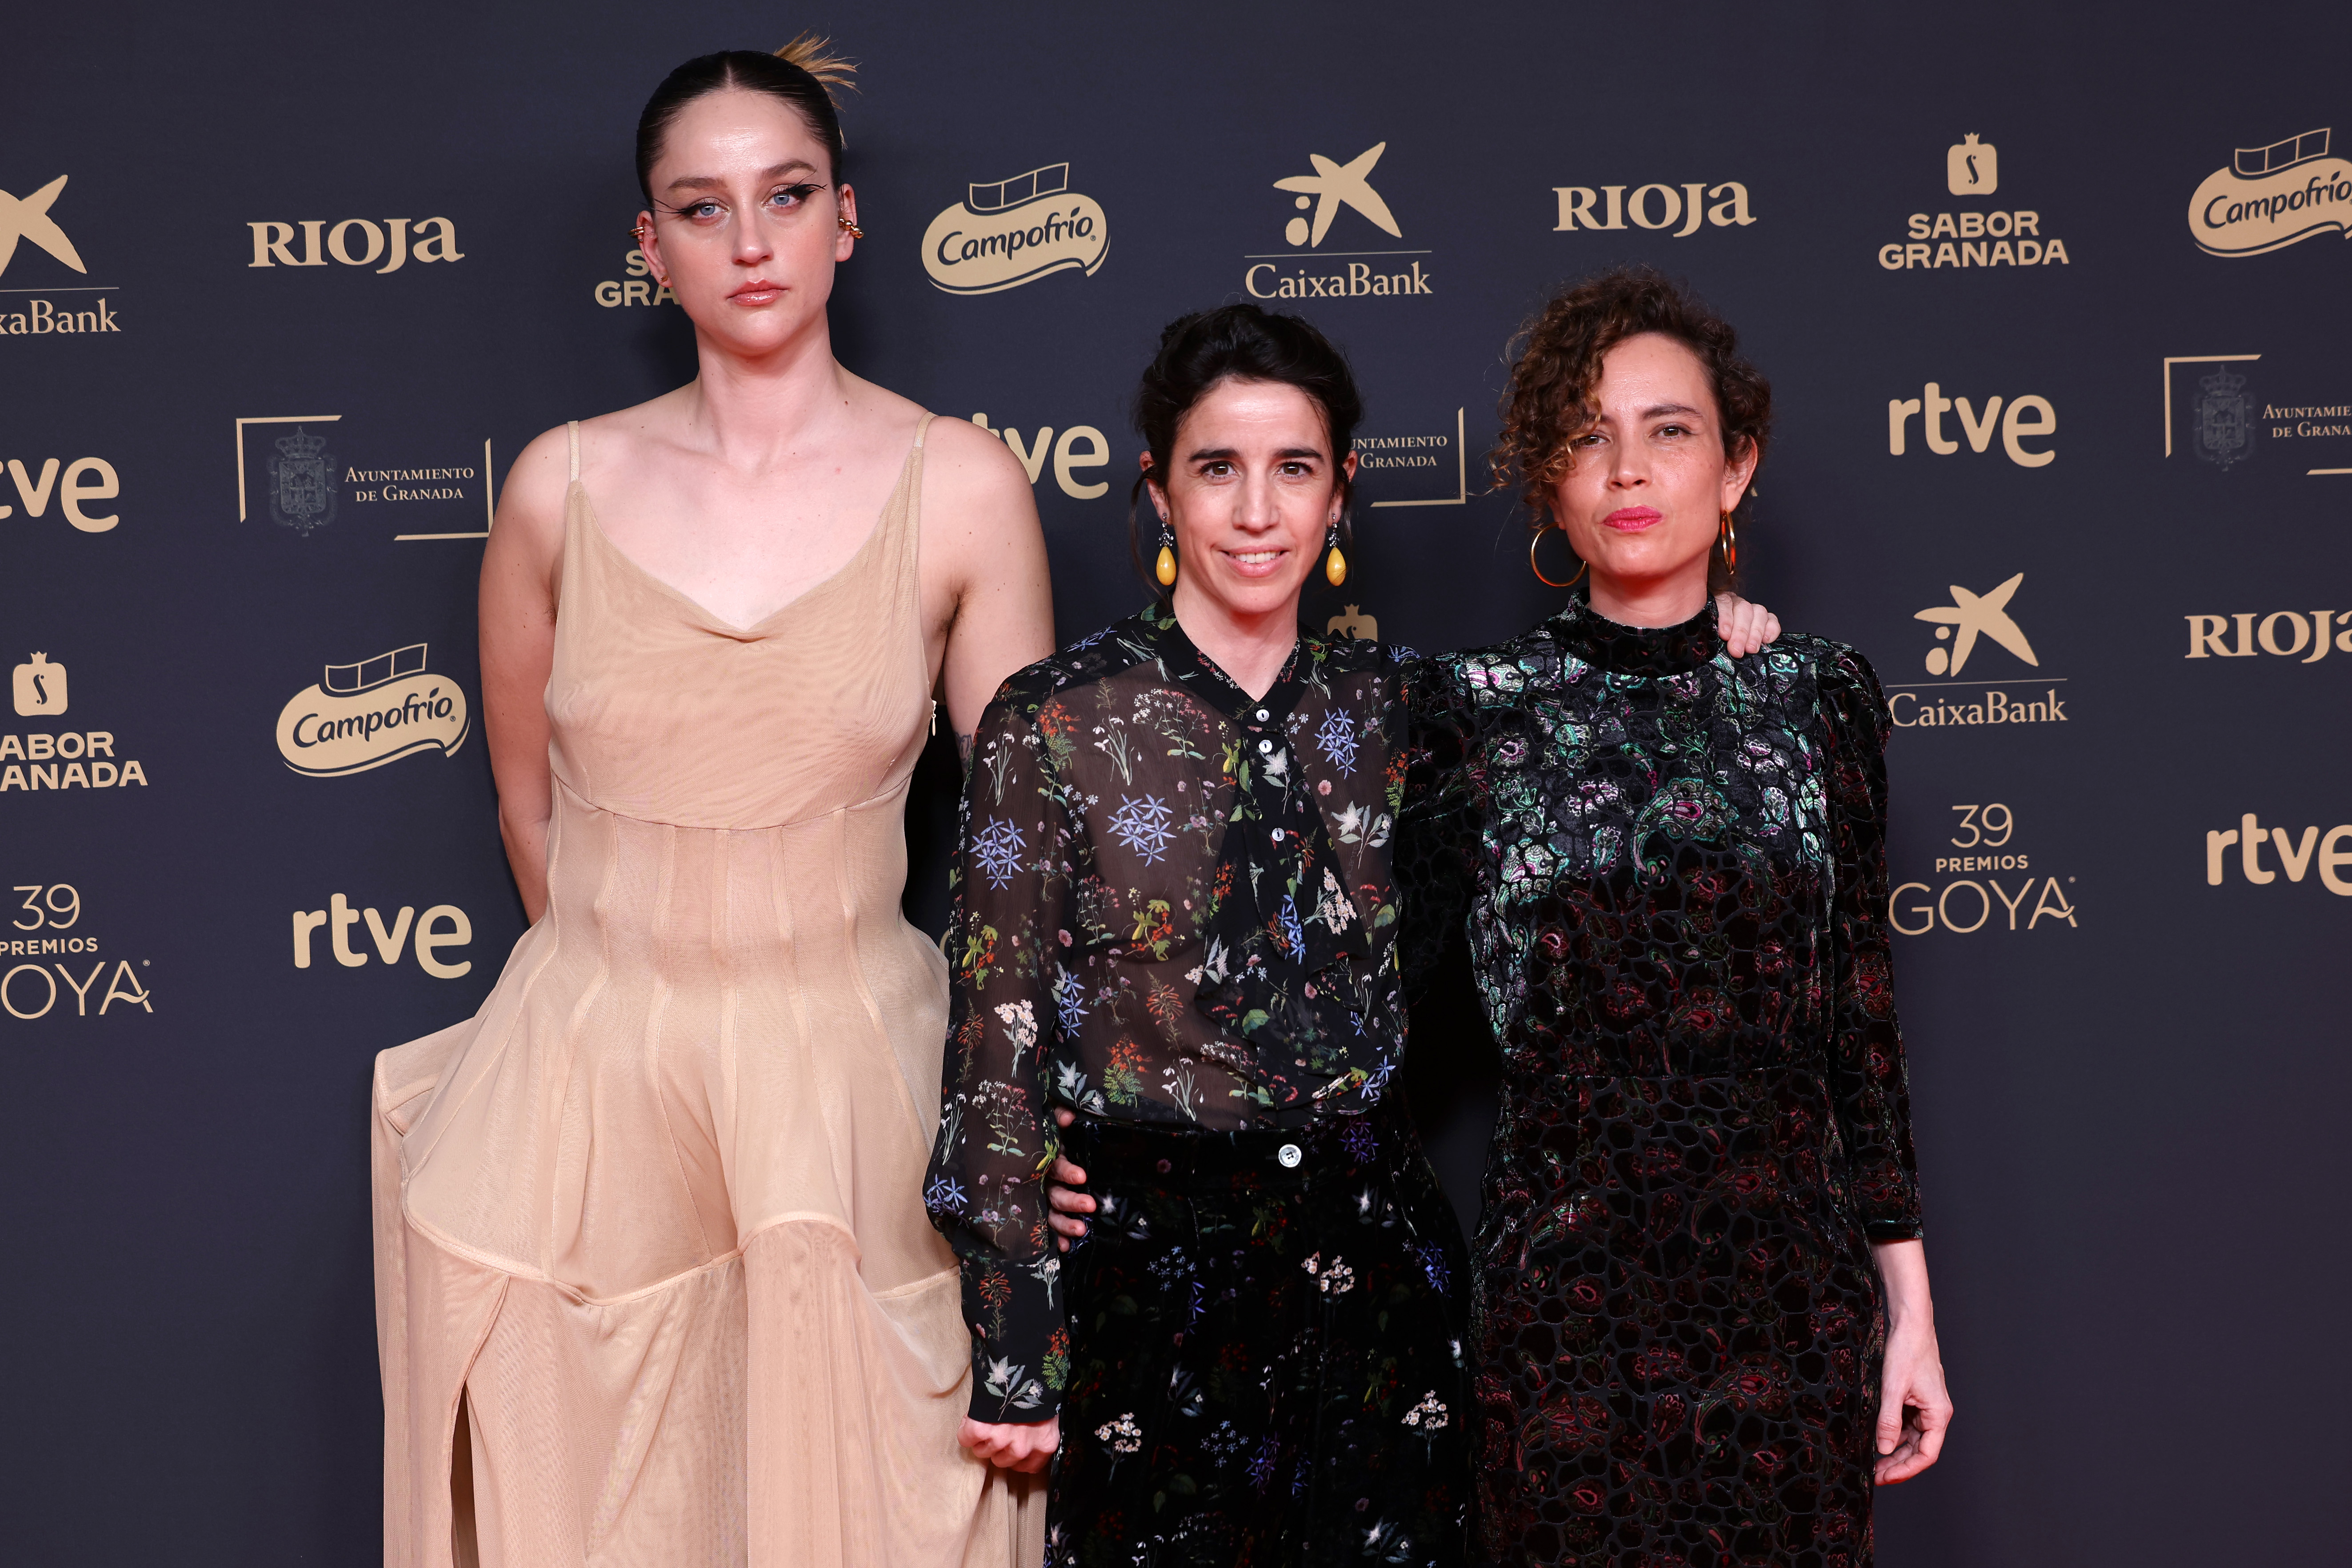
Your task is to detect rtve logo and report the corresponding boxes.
[0,454,121,531]
[2204,813,2352,893]
[1887,383,2055,467]
[247,216,464,272]
[2183,609,2351,662]
[967,413,1110,500]
[292,895,473,977]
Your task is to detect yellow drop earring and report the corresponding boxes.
[1156,520,1177,586]
[1324,520,1347,586]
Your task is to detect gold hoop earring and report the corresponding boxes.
[1719,510,1738,574]
[1528,521,1586,588]
[837,215,864,239]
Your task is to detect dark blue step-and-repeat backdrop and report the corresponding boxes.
[4,3,2346,1562]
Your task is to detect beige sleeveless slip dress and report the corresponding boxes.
[370,414,1043,1568]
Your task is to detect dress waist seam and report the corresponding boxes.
[549,771,912,832]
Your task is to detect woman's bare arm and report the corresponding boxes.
[477,426,570,923]
[919,417,1056,746]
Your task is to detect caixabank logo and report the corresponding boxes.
[2187,128,2352,257]
[1886,572,2072,731]
[274,643,469,777]
[1243,141,1434,301]
[0,173,123,339]
[1875,133,2072,272]
[922,163,1108,295]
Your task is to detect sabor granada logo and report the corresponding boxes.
[275,644,469,776]
[1876,133,2071,272]
[5,652,148,794]
[2188,128,2352,257]
[922,164,1107,295]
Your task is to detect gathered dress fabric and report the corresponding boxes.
[1399,596,1923,1568]
[371,415,1043,1568]
[925,611,1471,1566]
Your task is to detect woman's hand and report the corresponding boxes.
[1046,1105,1094,1251]
[1713,593,1781,659]
[1871,1238,1952,1484]
[959,1415,1058,1473]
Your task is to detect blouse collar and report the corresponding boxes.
[1146,606,1316,724]
[1550,587,1723,678]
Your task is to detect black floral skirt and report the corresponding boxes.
[1050,1101,1474,1568]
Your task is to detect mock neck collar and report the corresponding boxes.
[1551,588,1722,678]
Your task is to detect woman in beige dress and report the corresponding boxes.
[370,44,1053,1568]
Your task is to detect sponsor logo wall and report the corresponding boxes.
[2,10,2345,1568]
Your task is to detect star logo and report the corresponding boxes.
[1914,572,2039,676]
[1274,142,1401,248]
[0,176,87,278]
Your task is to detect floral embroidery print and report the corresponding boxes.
[1105,793,1176,864]
[968,816,1027,888]
[927,608,1412,1426]
[1397,593,1923,1567]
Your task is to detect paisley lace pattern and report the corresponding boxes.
[1397,594,1923,1566]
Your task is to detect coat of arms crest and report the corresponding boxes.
[268,426,338,532]
[2195,367,2251,471]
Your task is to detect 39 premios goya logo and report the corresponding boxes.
[1875,133,2071,273]
[922,163,1107,295]
[275,643,469,777]
[0,173,123,339]
[2187,127,2352,257]
[1244,141,1434,301]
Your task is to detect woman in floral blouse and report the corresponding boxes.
[925,304,1474,1566]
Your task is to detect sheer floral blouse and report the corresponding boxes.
[925,608,1412,1422]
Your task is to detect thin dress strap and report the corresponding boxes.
[566,420,580,481]
[912,411,934,448]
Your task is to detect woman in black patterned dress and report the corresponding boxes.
[927,305,1476,1567]
[1400,268,1952,1566]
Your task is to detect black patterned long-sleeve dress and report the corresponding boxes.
[928,608,1471,1567]
[1399,595,1922,1568]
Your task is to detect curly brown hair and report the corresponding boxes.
[1492,265,1772,591]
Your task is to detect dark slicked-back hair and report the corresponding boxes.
[636,36,856,204]
[1495,265,1772,591]
[1129,303,1364,599]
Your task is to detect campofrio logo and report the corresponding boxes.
[275,643,468,777]
[2188,128,2352,257]
[922,164,1107,295]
